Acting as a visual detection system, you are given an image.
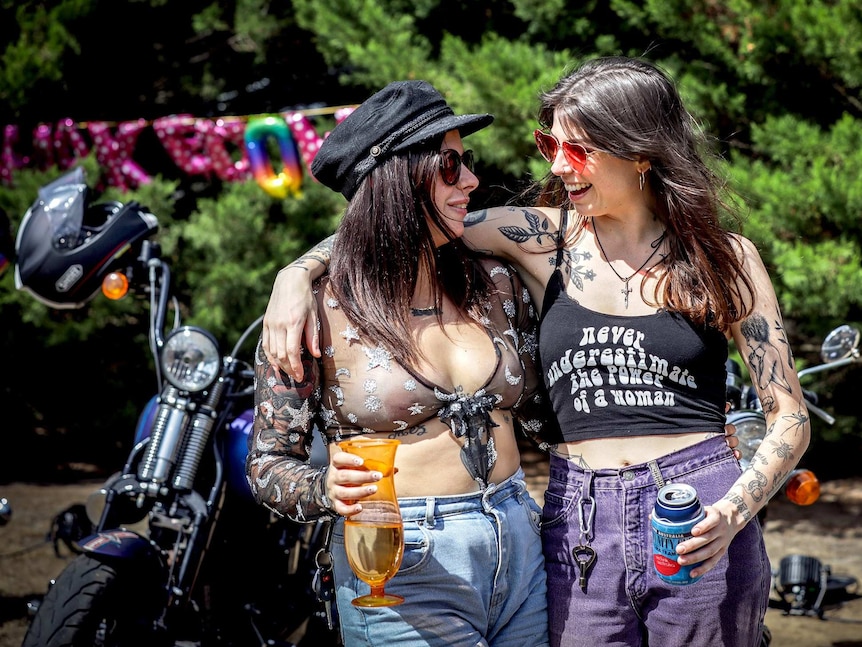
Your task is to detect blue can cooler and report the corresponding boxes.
[651,483,706,585]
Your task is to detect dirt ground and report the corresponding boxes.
[1,468,861,647]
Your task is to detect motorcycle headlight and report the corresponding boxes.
[726,410,766,471]
[161,326,220,392]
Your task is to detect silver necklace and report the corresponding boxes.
[592,218,666,309]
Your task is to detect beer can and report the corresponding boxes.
[651,483,706,585]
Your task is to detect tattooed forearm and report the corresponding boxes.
[728,308,810,521]
[771,469,787,491]
[730,407,810,519]
[742,466,768,503]
[722,491,752,522]
[768,437,795,461]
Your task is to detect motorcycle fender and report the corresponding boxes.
[77,529,164,570]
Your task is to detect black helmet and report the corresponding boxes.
[14,168,158,309]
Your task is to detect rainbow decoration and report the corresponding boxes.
[243,116,303,199]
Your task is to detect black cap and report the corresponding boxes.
[310,80,494,199]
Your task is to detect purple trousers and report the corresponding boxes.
[541,435,770,647]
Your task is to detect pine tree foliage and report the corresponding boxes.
[162,179,343,342]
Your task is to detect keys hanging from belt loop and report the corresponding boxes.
[311,519,336,630]
[573,470,597,593]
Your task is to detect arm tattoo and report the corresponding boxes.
[285,236,334,272]
[463,209,499,257]
[768,437,795,461]
[740,312,793,394]
[782,407,810,436]
[496,208,557,245]
[742,466,769,503]
[464,209,488,227]
[743,407,808,503]
[722,491,752,522]
[470,207,597,291]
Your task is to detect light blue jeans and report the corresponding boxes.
[331,467,550,646]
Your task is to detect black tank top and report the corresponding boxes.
[537,217,728,443]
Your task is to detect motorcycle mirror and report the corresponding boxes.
[820,325,861,363]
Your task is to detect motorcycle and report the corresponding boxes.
[726,324,861,640]
[15,169,341,647]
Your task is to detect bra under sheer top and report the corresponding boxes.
[312,260,543,439]
[537,210,728,443]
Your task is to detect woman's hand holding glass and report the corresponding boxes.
[326,448,386,516]
[331,438,404,607]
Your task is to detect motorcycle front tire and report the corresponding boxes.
[22,553,169,647]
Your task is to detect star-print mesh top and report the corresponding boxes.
[247,259,561,523]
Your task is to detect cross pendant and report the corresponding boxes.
[621,280,632,309]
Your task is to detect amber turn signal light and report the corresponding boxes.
[101,272,130,300]
[784,469,820,506]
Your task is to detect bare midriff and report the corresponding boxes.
[551,431,722,470]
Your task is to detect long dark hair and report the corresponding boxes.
[537,56,754,331]
[329,140,494,366]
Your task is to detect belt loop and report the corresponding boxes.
[425,497,436,528]
[647,460,666,489]
[482,479,499,511]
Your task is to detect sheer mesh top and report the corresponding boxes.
[247,258,559,522]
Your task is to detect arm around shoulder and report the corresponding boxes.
[463,205,562,261]
[262,235,336,379]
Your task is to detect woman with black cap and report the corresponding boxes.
[246,80,557,647]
